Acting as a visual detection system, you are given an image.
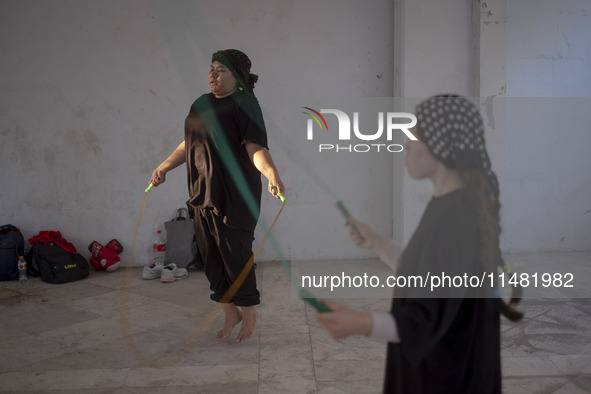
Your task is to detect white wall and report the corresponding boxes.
[503,0,591,251]
[0,0,394,264]
[394,0,591,253]
[2,0,588,269]
[394,0,476,245]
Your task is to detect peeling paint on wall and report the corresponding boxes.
[483,95,496,129]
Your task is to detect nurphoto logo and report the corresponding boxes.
[302,107,417,153]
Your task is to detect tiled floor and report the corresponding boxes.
[0,252,590,393]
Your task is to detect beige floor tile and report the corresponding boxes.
[23,335,149,371]
[258,333,316,393]
[550,355,591,375]
[124,383,259,393]
[173,329,261,368]
[38,316,141,351]
[260,298,310,335]
[83,267,146,289]
[572,375,591,392]
[553,382,591,394]
[64,289,154,319]
[0,368,130,392]
[0,333,71,372]
[2,303,101,337]
[502,356,564,377]
[314,360,385,382]
[0,255,589,392]
[259,333,314,378]
[317,380,384,394]
[0,388,126,394]
[502,376,572,394]
[309,324,385,362]
[117,298,201,332]
[124,364,258,387]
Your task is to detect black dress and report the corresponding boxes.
[183,90,268,306]
[184,90,268,231]
[383,189,501,393]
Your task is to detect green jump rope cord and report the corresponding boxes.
[145,104,329,312]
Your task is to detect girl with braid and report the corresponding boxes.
[317,95,522,393]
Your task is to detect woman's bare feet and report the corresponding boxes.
[216,303,242,342]
[236,306,258,342]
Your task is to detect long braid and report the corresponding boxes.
[416,94,524,321]
[460,169,523,321]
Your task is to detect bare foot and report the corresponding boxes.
[236,306,258,342]
[216,303,242,342]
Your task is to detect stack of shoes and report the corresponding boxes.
[142,262,188,283]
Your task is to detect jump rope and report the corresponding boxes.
[121,182,291,369]
[150,181,330,313]
[124,124,520,369]
[120,5,518,364]
[115,28,353,365]
[117,7,365,367]
[122,100,347,369]
[123,103,522,369]
[143,159,335,313]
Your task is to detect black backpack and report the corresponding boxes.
[0,224,25,281]
[26,242,90,284]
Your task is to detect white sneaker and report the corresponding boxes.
[161,263,189,283]
[174,267,188,280]
[142,262,163,280]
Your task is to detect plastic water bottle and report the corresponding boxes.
[153,230,166,264]
[18,256,28,283]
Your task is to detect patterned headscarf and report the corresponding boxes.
[211,49,259,92]
[415,94,500,207]
[417,95,524,319]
